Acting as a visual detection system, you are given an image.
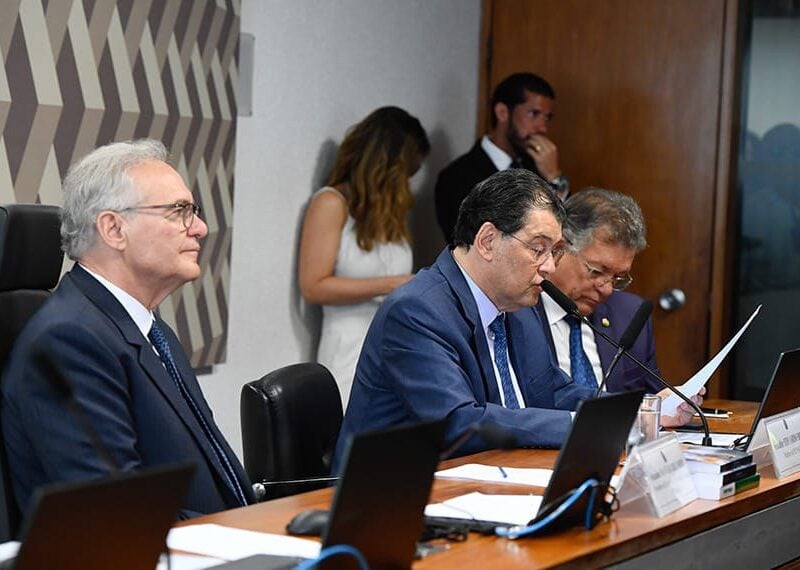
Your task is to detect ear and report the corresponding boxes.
[96,211,128,252]
[493,102,510,126]
[473,221,502,261]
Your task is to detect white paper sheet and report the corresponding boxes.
[0,541,20,563]
[425,492,543,525]
[661,305,761,415]
[435,463,552,487]
[167,524,320,561]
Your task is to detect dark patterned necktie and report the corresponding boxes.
[489,314,520,409]
[148,321,248,506]
[566,315,597,388]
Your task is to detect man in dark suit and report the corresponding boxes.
[434,72,569,243]
[1,140,254,518]
[333,170,595,470]
[536,188,663,394]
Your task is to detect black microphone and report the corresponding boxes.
[540,280,713,446]
[37,350,121,471]
[595,300,653,397]
[252,476,340,501]
[439,422,518,461]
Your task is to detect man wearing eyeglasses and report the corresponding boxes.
[536,188,663,394]
[1,139,255,518]
[333,169,595,470]
[435,72,569,244]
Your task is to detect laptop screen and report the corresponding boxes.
[746,348,800,439]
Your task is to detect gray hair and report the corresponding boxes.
[61,139,169,260]
[562,188,647,253]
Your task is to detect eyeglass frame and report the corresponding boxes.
[116,200,202,230]
[575,251,633,291]
[505,232,566,267]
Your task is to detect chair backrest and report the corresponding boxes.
[0,203,64,541]
[240,363,343,499]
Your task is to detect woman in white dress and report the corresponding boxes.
[299,107,430,408]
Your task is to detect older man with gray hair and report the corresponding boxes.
[1,139,254,519]
[536,188,662,394]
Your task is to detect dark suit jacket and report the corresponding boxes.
[1,265,254,518]
[434,140,548,243]
[536,291,663,394]
[332,248,595,472]
[434,141,499,244]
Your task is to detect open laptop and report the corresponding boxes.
[425,391,643,534]
[4,463,194,570]
[682,349,800,449]
[531,390,643,531]
[282,418,447,570]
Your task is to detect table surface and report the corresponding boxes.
[186,400,800,568]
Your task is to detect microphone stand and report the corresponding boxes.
[541,281,713,446]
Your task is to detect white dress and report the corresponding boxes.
[314,187,413,408]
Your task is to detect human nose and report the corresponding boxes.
[538,250,557,276]
[188,213,208,238]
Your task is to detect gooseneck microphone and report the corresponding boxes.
[595,300,653,397]
[38,350,121,471]
[540,280,712,446]
[440,423,518,461]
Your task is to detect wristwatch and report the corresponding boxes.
[549,175,569,197]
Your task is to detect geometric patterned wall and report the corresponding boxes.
[0,0,240,367]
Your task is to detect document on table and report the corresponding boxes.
[435,463,552,487]
[425,492,543,526]
[167,524,320,561]
[661,305,761,416]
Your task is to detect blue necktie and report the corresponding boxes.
[148,321,248,507]
[489,314,520,409]
[567,315,597,388]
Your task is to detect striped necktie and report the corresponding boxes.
[489,314,520,409]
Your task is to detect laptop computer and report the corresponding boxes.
[532,390,643,531]
[424,391,643,535]
[283,419,447,570]
[5,463,194,570]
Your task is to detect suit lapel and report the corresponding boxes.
[436,249,501,404]
[68,266,241,496]
[590,304,617,379]
[535,303,557,356]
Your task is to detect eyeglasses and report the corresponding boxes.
[118,201,201,229]
[506,233,566,266]
[577,253,633,291]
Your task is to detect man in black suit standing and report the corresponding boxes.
[435,72,569,243]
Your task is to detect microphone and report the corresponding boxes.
[37,350,121,471]
[252,476,340,501]
[439,422,518,461]
[595,300,653,397]
[540,280,713,446]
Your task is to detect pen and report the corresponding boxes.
[498,466,508,479]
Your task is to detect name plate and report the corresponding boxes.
[765,408,800,479]
[621,433,697,518]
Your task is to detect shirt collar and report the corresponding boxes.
[541,291,568,325]
[453,253,502,331]
[79,264,154,337]
[481,135,514,172]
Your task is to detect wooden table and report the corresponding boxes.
[187,400,800,568]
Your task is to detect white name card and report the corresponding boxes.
[765,408,800,479]
[621,433,697,518]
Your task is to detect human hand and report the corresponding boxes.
[659,387,706,428]
[526,134,560,181]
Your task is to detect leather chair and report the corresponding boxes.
[240,363,343,500]
[0,204,64,540]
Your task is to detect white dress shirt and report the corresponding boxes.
[541,292,604,389]
[80,264,155,337]
[481,135,514,172]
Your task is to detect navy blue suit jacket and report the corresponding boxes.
[332,249,595,471]
[1,265,254,518]
[536,291,663,393]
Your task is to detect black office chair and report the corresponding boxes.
[240,363,343,500]
[0,203,64,540]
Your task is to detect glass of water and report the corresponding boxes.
[638,394,662,444]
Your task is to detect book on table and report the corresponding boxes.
[691,462,757,487]
[682,444,752,473]
[693,472,761,500]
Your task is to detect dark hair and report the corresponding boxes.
[490,72,556,128]
[562,188,647,252]
[453,169,565,248]
[327,106,430,250]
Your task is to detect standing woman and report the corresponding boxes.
[299,107,430,407]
